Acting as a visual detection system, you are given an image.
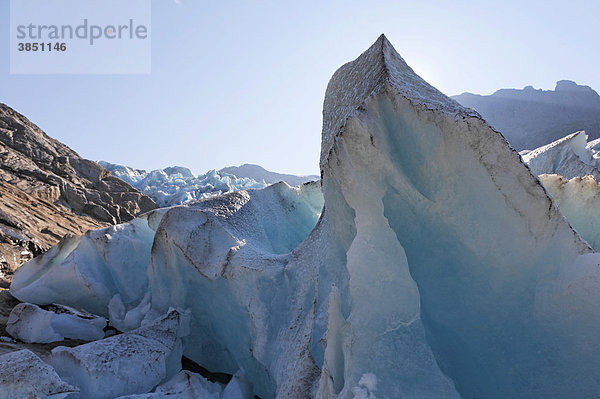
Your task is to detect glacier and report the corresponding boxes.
[522,130,600,179]
[99,161,268,207]
[521,131,600,250]
[9,209,168,317]
[8,35,600,398]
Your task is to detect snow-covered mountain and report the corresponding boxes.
[453,80,600,151]
[99,161,268,207]
[220,164,319,186]
[8,35,600,399]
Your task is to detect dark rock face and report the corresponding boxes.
[0,103,157,285]
[452,80,600,151]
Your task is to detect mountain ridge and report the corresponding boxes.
[452,80,600,150]
[219,163,319,186]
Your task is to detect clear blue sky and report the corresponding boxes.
[1,0,599,175]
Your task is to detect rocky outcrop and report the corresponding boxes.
[0,178,105,287]
[0,104,157,285]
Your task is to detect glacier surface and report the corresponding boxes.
[522,131,600,250]
[99,162,268,207]
[10,208,168,317]
[522,130,600,179]
[10,35,600,399]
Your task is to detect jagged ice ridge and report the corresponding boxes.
[99,161,268,207]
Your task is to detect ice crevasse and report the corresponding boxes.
[11,35,600,398]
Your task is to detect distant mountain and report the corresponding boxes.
[99,162,267,207]
[0,104,156,286]
[452,80,600,151]
[220,164,319,186]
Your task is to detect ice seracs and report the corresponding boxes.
[521,131,600,250]
[10,35,600,398]
[100,161,268,207]
[313,35,600,399]
[139,180,324,398]
[522,130,600,179]
[11,181,324,397]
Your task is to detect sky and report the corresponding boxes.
[1,0,599,176]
